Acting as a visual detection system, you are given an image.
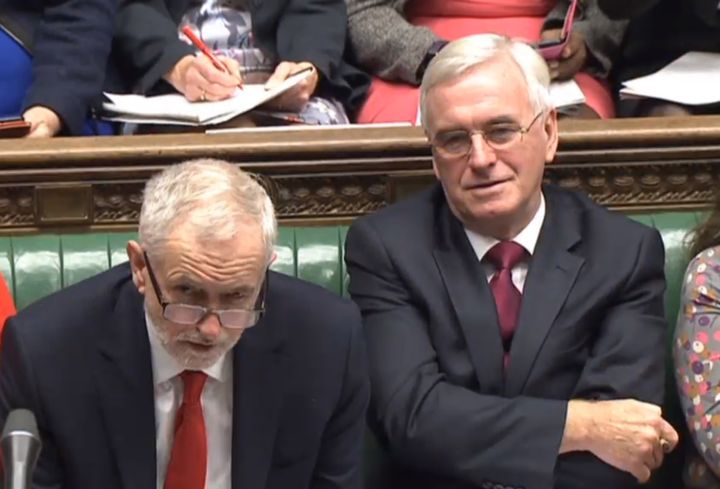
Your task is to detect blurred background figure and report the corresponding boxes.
[114,0,369,125]
[600,0,720,117]
[346,0,627,124]
[674,197,720,489]
[0,0,118,137]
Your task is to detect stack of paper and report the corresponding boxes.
[549,80,586,109]
[102,69,312,126]
[620,52,720,105]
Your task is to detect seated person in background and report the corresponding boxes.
[345,34,678,489]
[0,0,118,137]
[599,0,720,117]
[346,0,627,124]
[0,159,369,488]
[114,0,370,125]
[674,200,720,489]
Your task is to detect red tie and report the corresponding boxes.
[164,371,208,489]
[486,241,527,369]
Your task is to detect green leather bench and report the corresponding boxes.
[0,212,707,488]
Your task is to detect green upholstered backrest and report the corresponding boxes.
[0,213,704,488]
[0,227,351,310]
[626,211,706,489]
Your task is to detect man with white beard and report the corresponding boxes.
[0,158,369,489]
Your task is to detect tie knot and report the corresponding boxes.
[486,241,527,270]
[180,370,207,404]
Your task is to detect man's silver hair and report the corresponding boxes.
[420,34,553,128]
[139,158,277,262]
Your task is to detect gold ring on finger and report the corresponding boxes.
[660,438,670,452]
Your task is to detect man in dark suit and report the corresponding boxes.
[345,34,678,489]
[0,159,369,489]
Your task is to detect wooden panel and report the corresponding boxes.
[0,117,719,233]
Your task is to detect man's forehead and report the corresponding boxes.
[426,56,532,124]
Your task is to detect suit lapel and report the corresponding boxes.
[432,202,505,393]
[231,274,287,489]
[95,275,156,489]
[504,189,585,396]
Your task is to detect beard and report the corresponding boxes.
[153,319,242,370]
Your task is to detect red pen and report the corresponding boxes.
[181,25,243,89]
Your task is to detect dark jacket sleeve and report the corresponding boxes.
[556,227,667,488]
[22,0,117,135]
[311,302,370,489]
[0,317,63,489]
[114,0,194,94]
[274,0,369,115]
[345,217,568,489]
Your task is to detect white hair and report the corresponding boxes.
[139,158,277,262]
[419,34,552,128]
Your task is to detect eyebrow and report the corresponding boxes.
[436,115,521,134]
[169,276,255,295]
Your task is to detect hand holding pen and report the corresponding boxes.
[164,26,243,102]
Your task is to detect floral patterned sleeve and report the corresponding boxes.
[675,246,720,486]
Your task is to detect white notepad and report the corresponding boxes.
[620,52,720,106]
[102,68,313,126]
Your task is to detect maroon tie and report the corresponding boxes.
[164,371,208,489]
[486,241,527,369]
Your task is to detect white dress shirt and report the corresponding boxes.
[146,312,233,489]
[464,194,546,292]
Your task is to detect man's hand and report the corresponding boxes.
[165,54,242,102]
[23,106,62,138]
[561,399,679,483]
[263,61,319,112]
[540,30,588,80]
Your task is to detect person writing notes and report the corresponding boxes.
[114,0,369,125]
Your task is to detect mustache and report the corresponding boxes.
[176,331,228,345]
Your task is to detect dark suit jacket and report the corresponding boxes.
[0,264,369,489]
[345,184,667,489]
[0,0,117,135]
[113,0,370,115]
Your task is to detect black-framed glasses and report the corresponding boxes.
[431,112,543,159]
[143,252,267,330]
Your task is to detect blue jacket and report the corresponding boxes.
[0,0,117,135]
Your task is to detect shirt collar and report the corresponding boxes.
[464,193,546,262]
[145,309,231,385]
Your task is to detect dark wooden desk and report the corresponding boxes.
[0,116,719,233]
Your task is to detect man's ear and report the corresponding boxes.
[424,129,443,181]
[126,241,147,293]
[543,108,559,165]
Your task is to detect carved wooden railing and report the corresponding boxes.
[1,115,720,233]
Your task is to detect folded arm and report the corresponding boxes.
[345,218,567,488]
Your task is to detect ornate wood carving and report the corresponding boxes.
[1,116,720,233]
